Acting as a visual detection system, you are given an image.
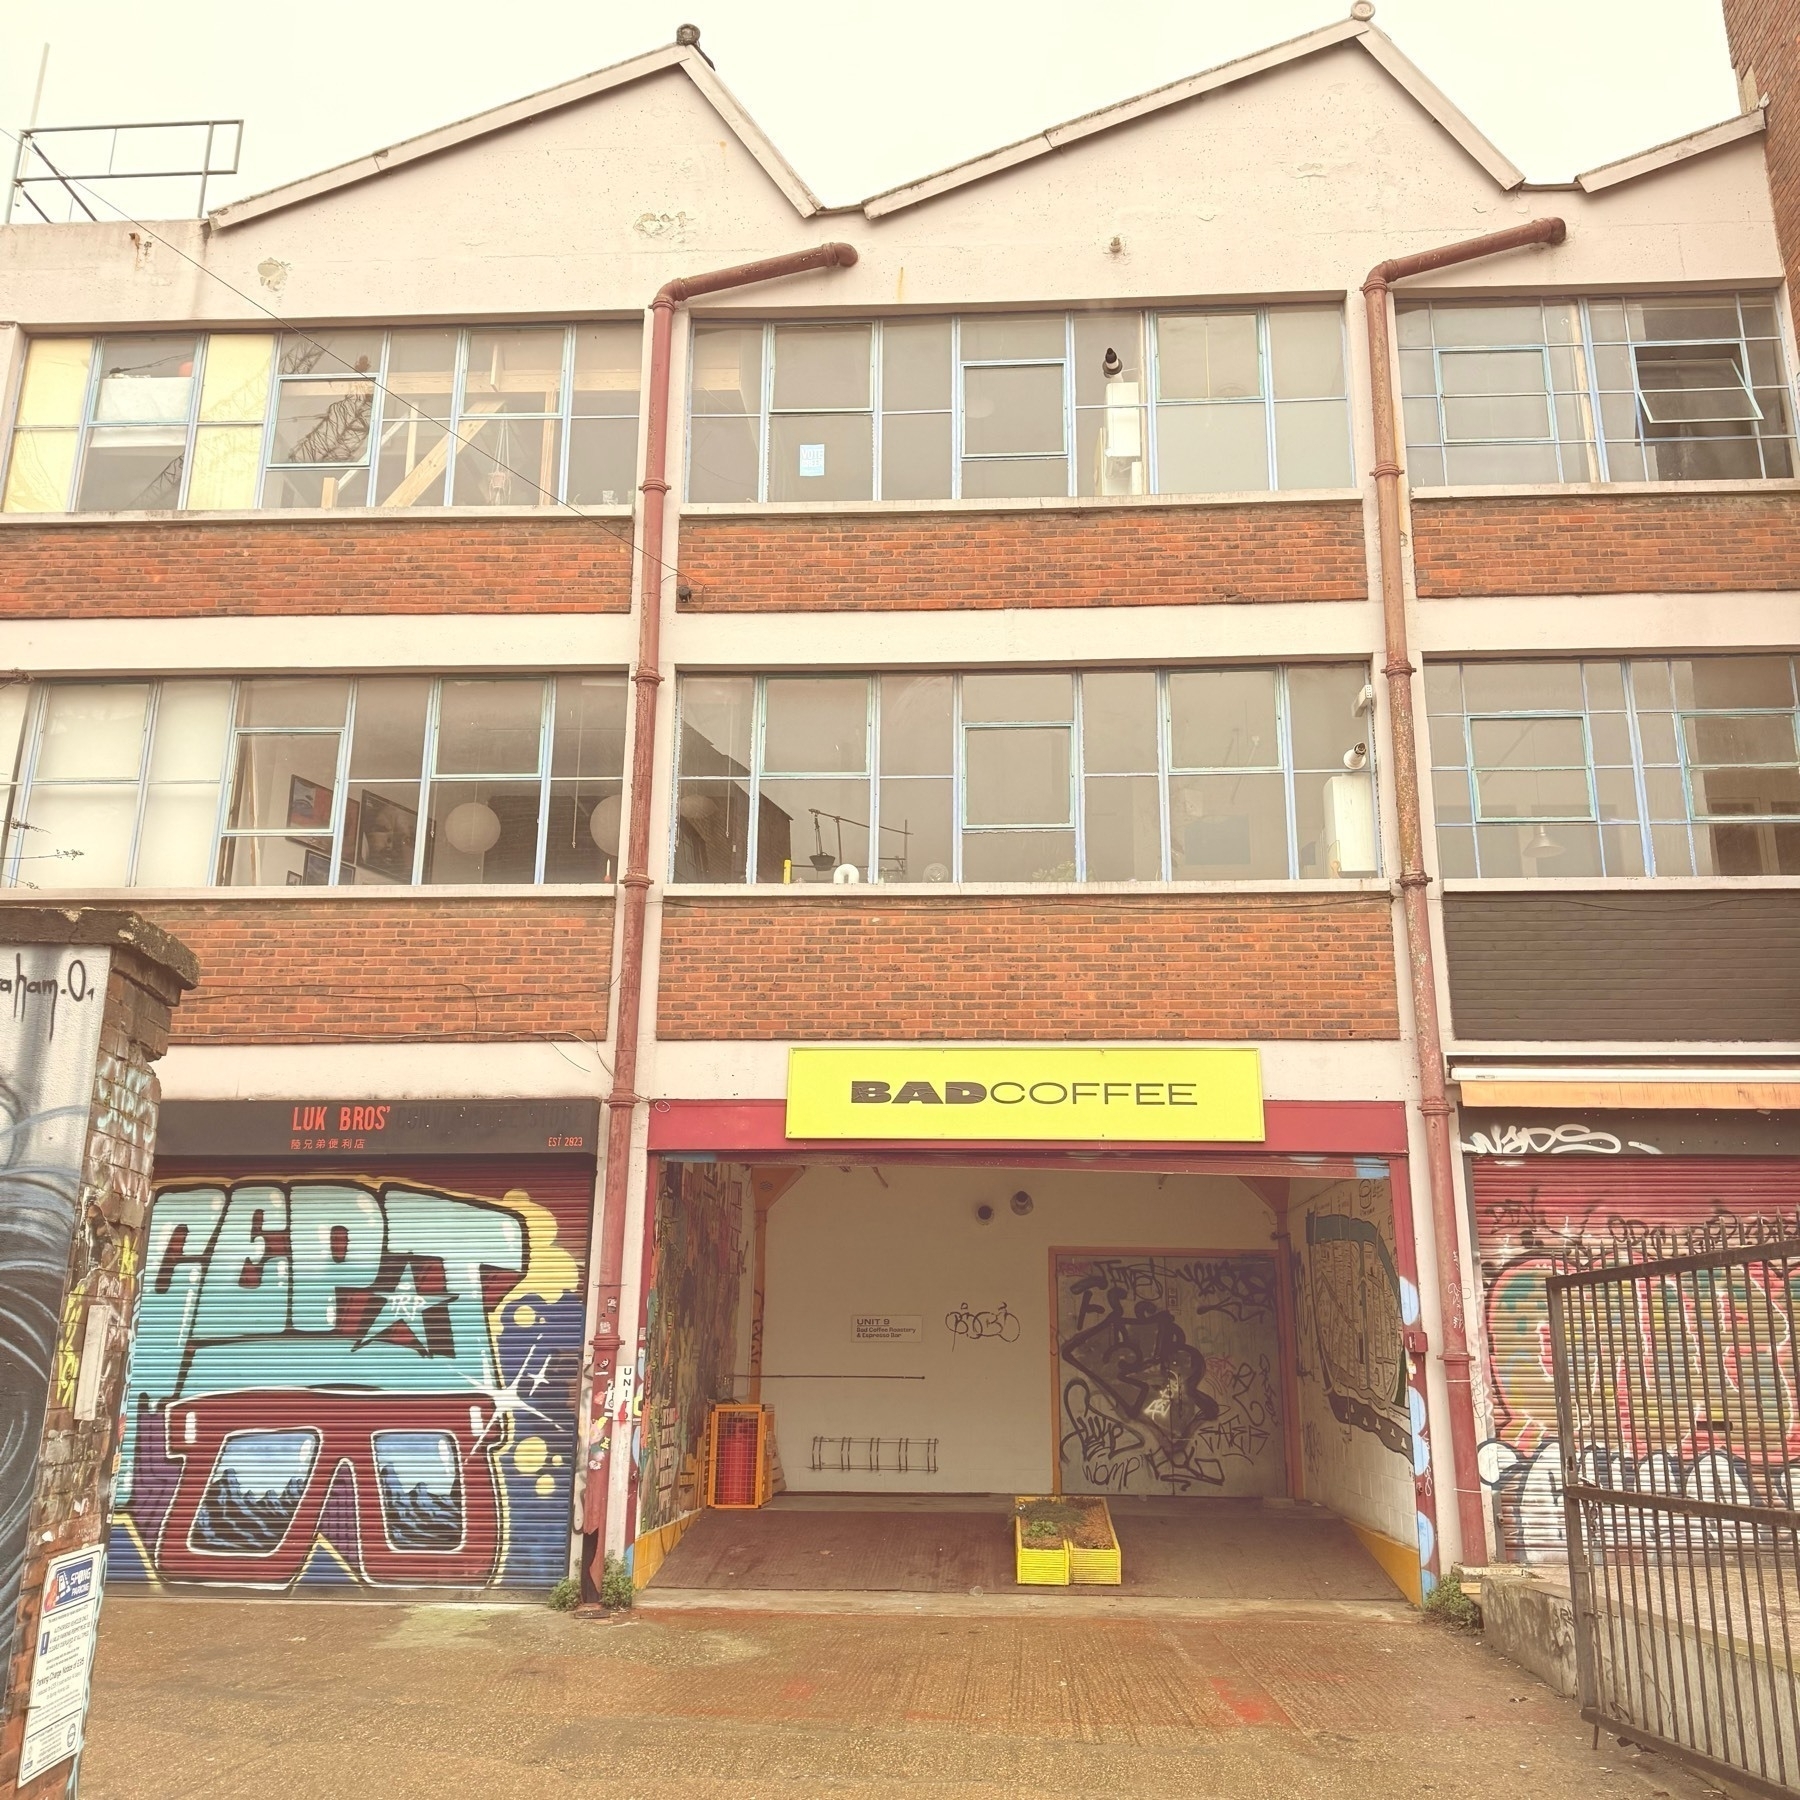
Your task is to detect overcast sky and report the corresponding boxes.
[1,0,1742,213]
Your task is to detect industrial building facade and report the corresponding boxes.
[1,11,1797,1607]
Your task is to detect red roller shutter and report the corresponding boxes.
[111,1155,592,1596]
[1473,1155,1800,1560]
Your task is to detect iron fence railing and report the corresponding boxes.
[6,120,242,224]
[1548,1239,1800,1798]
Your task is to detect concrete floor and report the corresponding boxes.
[79,1596,1732,1799]
[651,1495,1400,1602]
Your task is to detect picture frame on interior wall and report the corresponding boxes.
[301,848,331,886]
[287,774,333,832]
[357,790,417,882]
[285,870,302,887]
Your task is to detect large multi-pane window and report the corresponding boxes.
[687,308,1353,503]
[671,666,1377,883]
[0,675,627,888]
[2,324,642,514]
[1426,656,1800,877]
[1399,294,1795,485]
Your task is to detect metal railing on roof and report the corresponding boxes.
[6,119,242,224]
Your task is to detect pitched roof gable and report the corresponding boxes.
[859,20,1526,219]
[208,43,822,231]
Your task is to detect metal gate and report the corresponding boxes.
[1547,1240,1800,1797]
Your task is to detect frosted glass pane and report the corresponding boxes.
[186,427,262,509]
[148,682,232,781]
[2,430,77,512]
[136,784,220,885]
[1157,314,1259,401]
[198,335,275,423]
[37,685,149,779]
[1156,403,1269,493]
[1274,401,1352,488]
[24,786,137,886]
[1269,309,1345,400]
[16,340,93,426]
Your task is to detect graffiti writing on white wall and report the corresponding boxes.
[1054,1252,1283,1496]
[1461,1123,1663,1157]
[0,946,108,1629]
[113,1176,581,1590]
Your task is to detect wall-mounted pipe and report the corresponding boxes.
[584,242,859,1581]
[1362,216,1565,1568]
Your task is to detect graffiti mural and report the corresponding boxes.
[1475,1163,1800,1559]
[111,1173,585,1590]
[634,1161,748,1536]
[0,946,109,1630]
[1054,1251,1284,1496]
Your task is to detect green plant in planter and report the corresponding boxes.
[547,1577,580,1612]
[1016,1498,1086,1545]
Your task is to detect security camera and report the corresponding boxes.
[1010,1190,1034,1216]
[1354,683,1376,715]
[1343,743,1369,771]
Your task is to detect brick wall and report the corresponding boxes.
[1721,0,1800,302]
[656,894,1398,1040]
[1412,492,1800,596]
[678,503,1368,611]
[135,897,614,1043]
[0,516,634,618]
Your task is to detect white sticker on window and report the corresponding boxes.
[798,443,826,478]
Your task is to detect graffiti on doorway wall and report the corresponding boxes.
[635,1161,748,1535]
[110,1175,583,1590]
[1477,1179,1800,1558]
[1298,1193,1410,1457]
[1053,1251,1284,1496]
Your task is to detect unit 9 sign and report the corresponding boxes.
[786,1047,1264,1142]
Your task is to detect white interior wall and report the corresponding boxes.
[756,1161,1272,1495]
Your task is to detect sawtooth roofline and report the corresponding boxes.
[202,17,1765,235]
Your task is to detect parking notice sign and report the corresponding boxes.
[19,1545,103,1784]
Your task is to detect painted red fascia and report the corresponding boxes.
[645,1097,1408,1159]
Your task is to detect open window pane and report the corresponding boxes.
[962,364,1064,457]
[964,728,1071,826]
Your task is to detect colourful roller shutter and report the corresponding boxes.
[110,1155,592,1596]
[1473,1155,1800,1561]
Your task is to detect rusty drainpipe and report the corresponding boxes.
[1362,216,1564,1567]
[586,242,859,1575]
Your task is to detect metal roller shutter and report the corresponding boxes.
[1473,1155,1800,1561]
[110,1155,593,1595]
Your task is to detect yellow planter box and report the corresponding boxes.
[1013,1508,1071,1586]
[1066,1499,1121,1586]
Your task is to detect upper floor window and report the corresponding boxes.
[1399,294,1795,485]
[0,674,626,888]
[671,665,1376,884]
[1426,655,1800,878]
[1,324,642,515]
[687,307,1352,505]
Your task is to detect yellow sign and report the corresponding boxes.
[785,1047,1264,1142]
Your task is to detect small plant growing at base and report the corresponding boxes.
[1016,1497,1085,1547]
[547,1577,580,1612]
[601,1553,635,1610]
[1423,1565,1478,1628]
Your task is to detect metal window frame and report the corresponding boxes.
[1463,710,1599,827]
[1632,339,1765,427]
[449,324,576,509]
[1148,307,1273,494]
[70,331,204,514]
[670,661,1381,887]
[215,682,355,887]
[762,323,877,503]
[1673,697,1800,826]
[419,674,557,886]
[955,319,1074,494]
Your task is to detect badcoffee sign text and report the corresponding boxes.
[785,1047,1264,1142]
